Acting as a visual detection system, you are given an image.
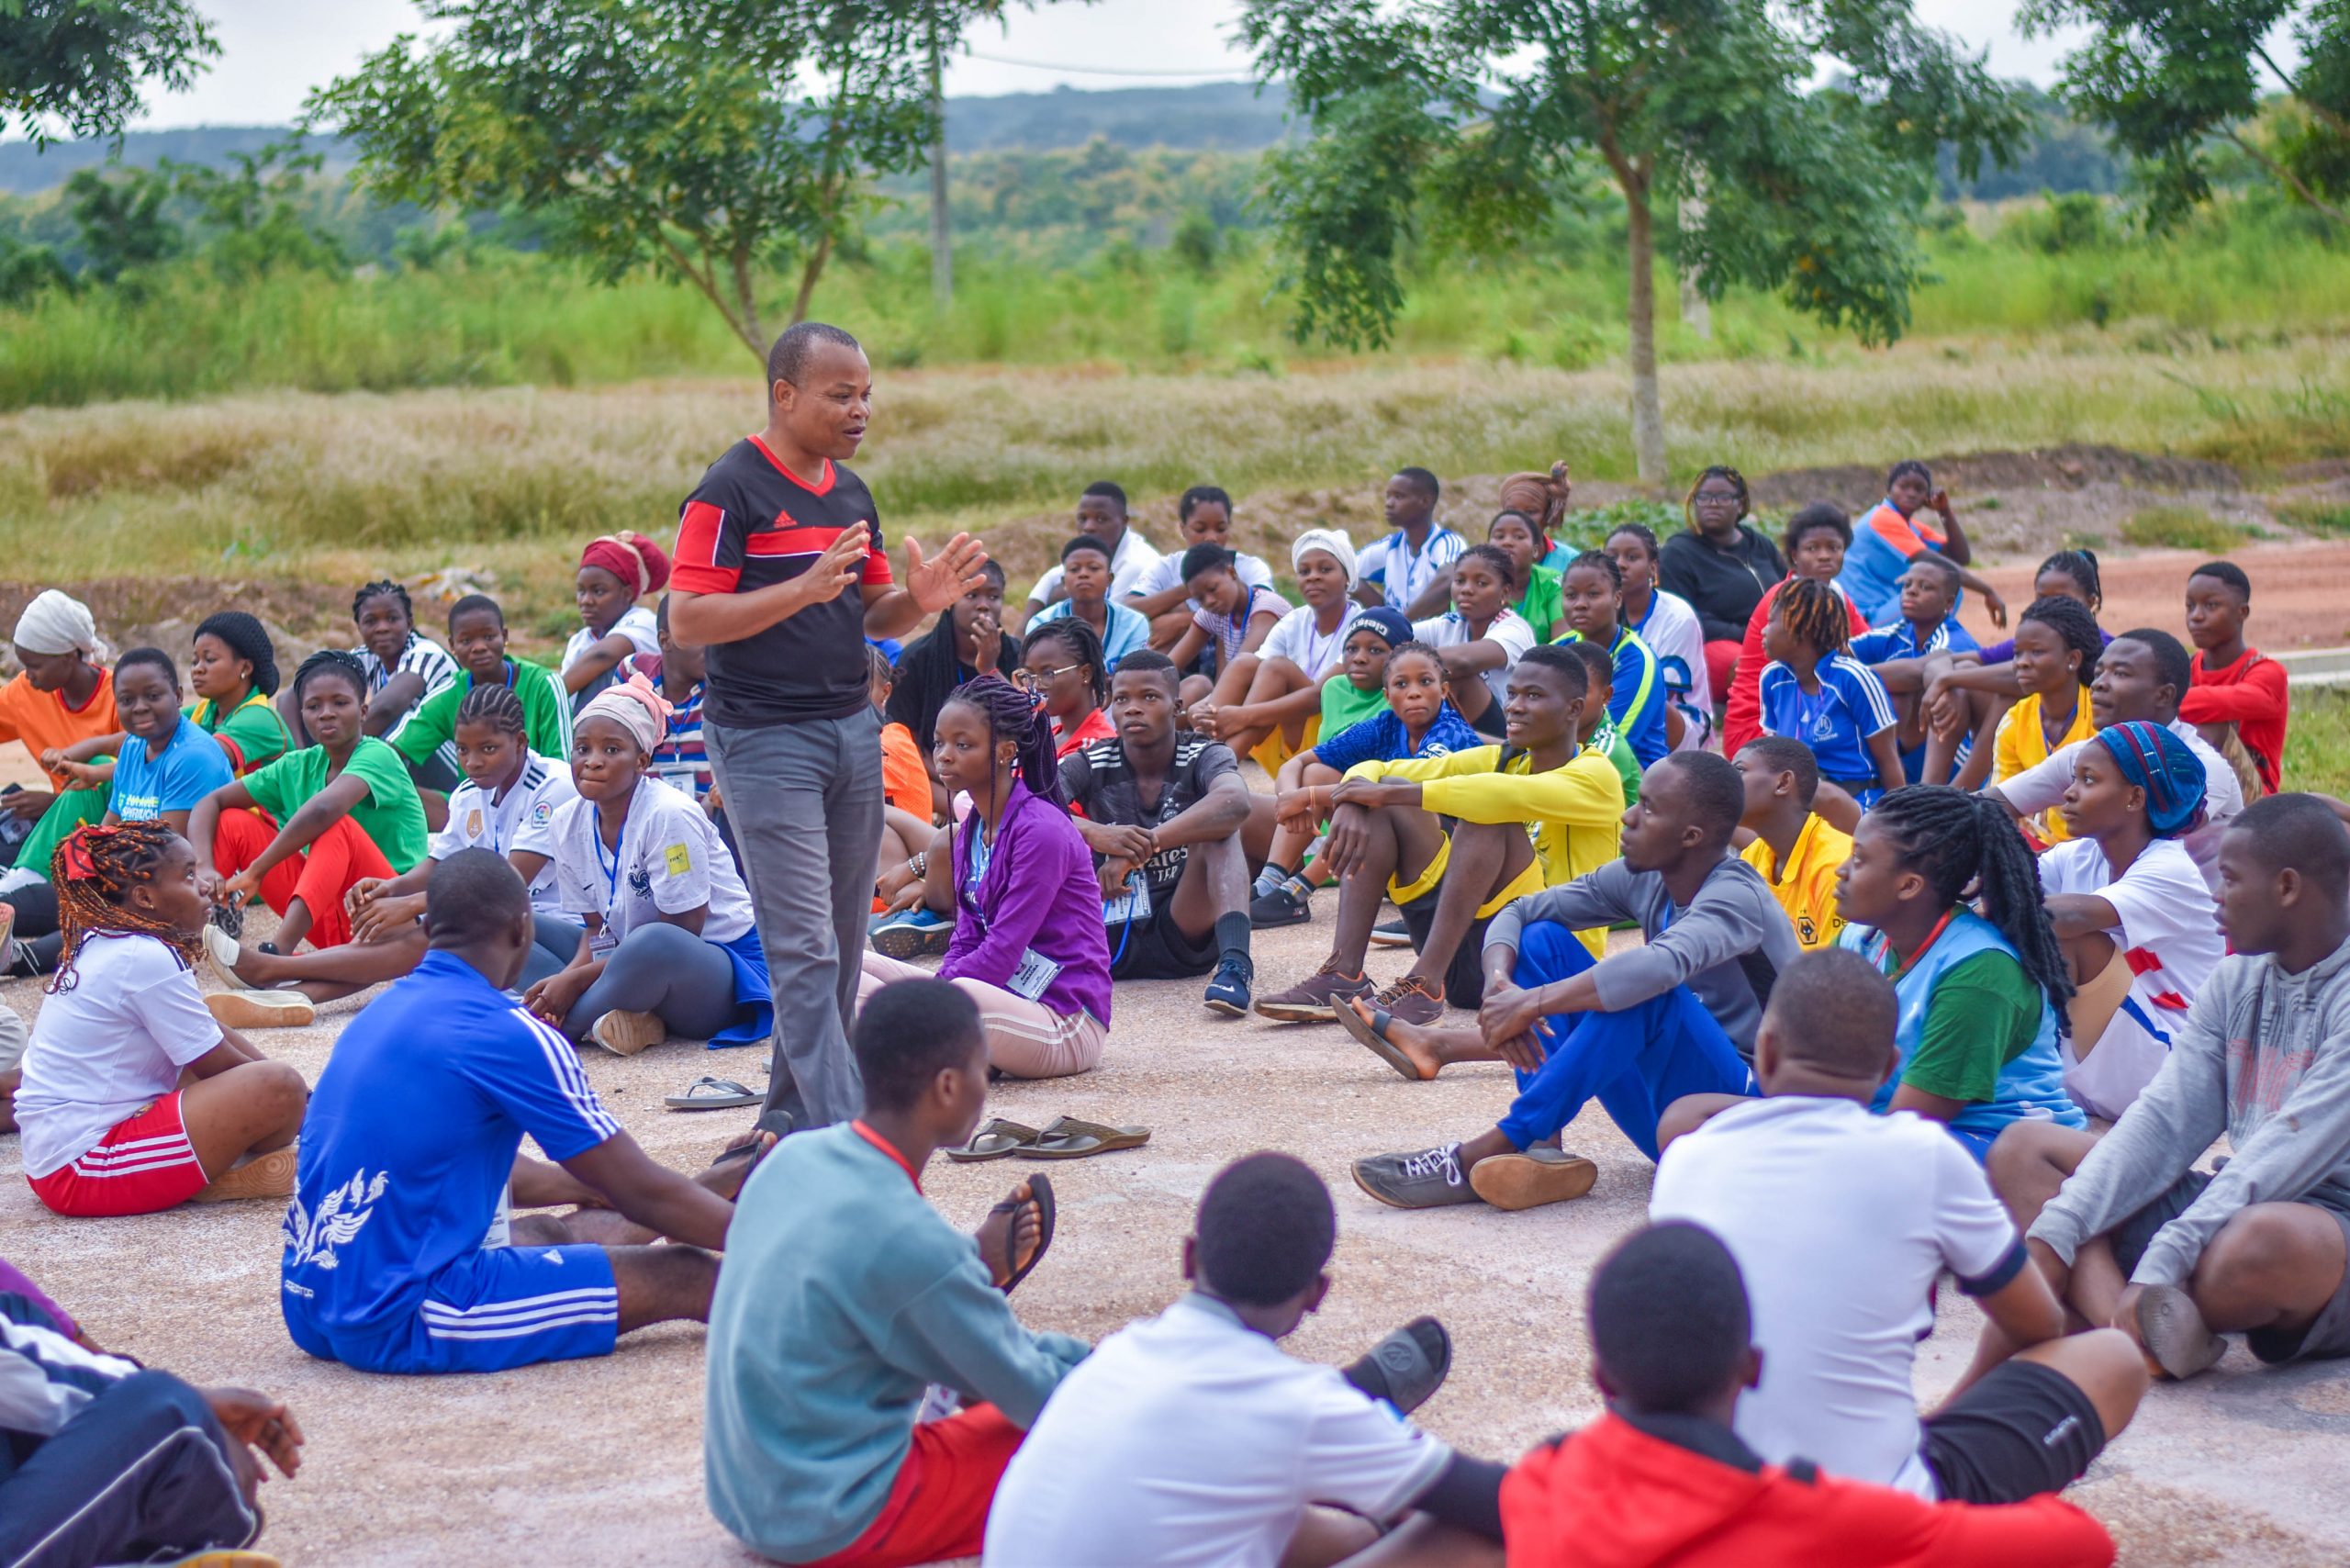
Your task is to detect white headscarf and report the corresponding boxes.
[12,590,107,662]
[1292,528,1358,590]
[576,675,670,758]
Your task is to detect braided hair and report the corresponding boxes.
[1023,615,1111,706]
[293,647,370,705]
[1456,542,1519,593]
[1567,548,1623,591]
[455,679,528,738]
[2019,595,2103,687]
[1868,785,2073,1029]
[1606,521,1662,561]
[2036,547,2103,613]
[1683,465,1751,527]
[942,673,1066,810]
[1773,577,1849,656]
[48,822,197,994]
[352,579,413,625]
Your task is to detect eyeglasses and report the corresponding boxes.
[1691,491,1741,507]
[1012,663,1085,689]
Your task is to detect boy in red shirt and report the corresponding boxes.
[2179,560,2287,796]
[1499,1223,2116,1568]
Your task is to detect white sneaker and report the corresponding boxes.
[203,924,255,991]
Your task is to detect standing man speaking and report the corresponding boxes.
[670,322,988,1133]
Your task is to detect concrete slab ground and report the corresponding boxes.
[4,908,2347,1565]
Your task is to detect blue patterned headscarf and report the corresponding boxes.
[2094,721,2207,837]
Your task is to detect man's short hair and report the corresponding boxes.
[1907,553,1962,589]
[1181,543,1237,582]
[2190,560,2252,601]
[1393,465,1440,503]
[1589,1223,1751,1416]
[767,320,861,386]
[448,593,504,630]
[2113,627,2193,701]
[1194,1153,1337,1306]
[1563,637,1614,690]
[425,848,531,947]
[2231,793,2350,900]
[855,980,985,1113]
[1112,646,1180,689]
[1763,949,1897,1078]
[1661,752,1746,846]
[1081,480,1128,515]
[1515,643,1589,703]
[1737,734,1820,812]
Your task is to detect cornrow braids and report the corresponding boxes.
[294,648,370,704]
[455,679,528,738]
[1382,639,1451,691]
[1683,465,1751,526]
[2020,595,2103,687]
[48,822,198,995]
[1869,785,2074,1030]
[352,578,413,624]
[1458,542,1519,593]
[1773,577,1849,656]
[1606,521,1662,561]
[1024,616,1111,705]
[943,673,1066,810]
[1567,549,1623,591]
[2037,547,2102,613]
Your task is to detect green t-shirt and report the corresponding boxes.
[186,692,289,776]
[1587,718,1640,805]
[391,659,573,767]
[1319,677,1388,738]
[1898,948,2045,1103]
[243,735,431,874]
[1514,564,1564,639]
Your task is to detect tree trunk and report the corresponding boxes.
[1624,180,1667,487]
[928,37,952,305]
[789,228,834,326]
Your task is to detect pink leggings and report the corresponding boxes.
[858,953,1105,1080]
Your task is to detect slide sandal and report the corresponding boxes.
[665,1076,762,1111]
[1338,998,1427,1082]
[946,1117,1044,1163]
[988,1174,1056,1294]
[1345,1316,1453,1417]
[1026,1115,1151,1159]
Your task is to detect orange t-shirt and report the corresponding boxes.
[879,720,930,813]
[0,668,118,789]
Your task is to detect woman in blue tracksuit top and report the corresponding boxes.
[1833,784,2084,1161]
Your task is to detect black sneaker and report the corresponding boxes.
[1203,957,1253,1016]
[1368,917,1412,948]
[1352,1144,1480,1209]
[1248,882,1312,928]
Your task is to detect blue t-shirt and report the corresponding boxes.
[1849,615,1977,666]
[1561,625,1668,767]
[1313,703,1482,774]
[1031,599,1151,666]
[109,714,233,823]
[280,951,620,1342]
[1757,655,1897,784]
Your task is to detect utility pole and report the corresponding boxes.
[928,30,952,306]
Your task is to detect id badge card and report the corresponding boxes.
[1102,876,1151,927]
[1008,946,1064,1002]
[484,1182,513,1250]
[589,927,619,958]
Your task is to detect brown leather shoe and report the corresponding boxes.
[1253,959,1374,1023]
[1371,974,1445,1028]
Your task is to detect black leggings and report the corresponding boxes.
[2,881,58,940]
[558,922,743,1042]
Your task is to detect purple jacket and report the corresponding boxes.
[945,779,1113,1026]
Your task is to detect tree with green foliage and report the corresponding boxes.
[311,0,1016,359]
[1239,0,2027,485]
[0,0,217,149]
[2024,0,2350,229]
[64,162,177,281]
[168,138,343,278]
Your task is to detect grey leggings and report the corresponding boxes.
[559,920,743,1042]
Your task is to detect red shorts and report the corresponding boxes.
[27,1092,210,1216]
[804,1405,1024,1568]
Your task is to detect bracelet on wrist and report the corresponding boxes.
[907,852,927,879]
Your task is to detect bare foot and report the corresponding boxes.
[1342,997,1443,1081]
[976,1179,1044,1290]
[696,1128,778,1203]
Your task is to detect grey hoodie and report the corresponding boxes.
[1483,854,1799,1056]
[2031,935,2350,1288]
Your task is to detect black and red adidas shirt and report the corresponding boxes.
[673,435,894,727]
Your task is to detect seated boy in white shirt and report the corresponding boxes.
[983,1152,1505,1568]
[1651,948,2147,1505]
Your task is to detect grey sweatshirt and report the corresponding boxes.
[1483,854,1800,1056]
[2031,935,2350,1288]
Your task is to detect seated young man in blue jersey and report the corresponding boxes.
[1848,554,1977,783]
[281,849,767,1376]
[1348,753,1795,1215]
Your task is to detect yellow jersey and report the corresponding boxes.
[1739,811,1853,952]
[1994,692,2096,846]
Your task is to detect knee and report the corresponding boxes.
[624,923,700,959]
[93,1369,216,1438]
[2199,1206,2311,1291]
[1513,920,1591,982]
[1656,1095,1714,1152]
[252,1060,310,1118]
[1986,1122,2063,1201]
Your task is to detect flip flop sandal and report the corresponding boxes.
[989,1173,1057,1294]
[1348,1316,1453,1417]
[1337,999,1425,1082]
[665,1076,762,1111]
[708,1128,780,1182]
[1025,1115,1151,1159]
[946,1117,1045,1163]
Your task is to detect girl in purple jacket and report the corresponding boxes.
[858,675,1111,1078]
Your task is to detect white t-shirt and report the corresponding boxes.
[1411,607,1537,715]
[1259,603,1351,680]
[1650,1095,2025,1498]
[2038,834,2224,1120]
[1129,548,1273,605]
[552,775,755,946]
[15,933,226,1179]
[1359,526,1465,612]
[1028,528,1165,608]
[561,604,660,677]
[429,753,578,914]
[982,1294,1452,1568]
[353,631,460,751]
[1633,589,1714,749]
[1998,719,2243,892]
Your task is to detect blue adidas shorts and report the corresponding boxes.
[285,1243,620,1375]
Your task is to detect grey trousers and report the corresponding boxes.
[707,707,882,1130]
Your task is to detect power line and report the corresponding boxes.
[961,50,1251,80]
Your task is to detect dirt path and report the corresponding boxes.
[1959,540,2350,650]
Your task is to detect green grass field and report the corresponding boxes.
[2288,687,2350,798]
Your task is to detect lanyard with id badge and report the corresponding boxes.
[958,816,1064,1003]
[590,812,628,958]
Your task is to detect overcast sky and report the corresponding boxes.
[107,0,2102,131]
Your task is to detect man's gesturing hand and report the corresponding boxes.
[801,522,874,609]
[903,532,992,615]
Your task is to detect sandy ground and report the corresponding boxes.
[1957,540,2350,652]
[5,893,2350,1567]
